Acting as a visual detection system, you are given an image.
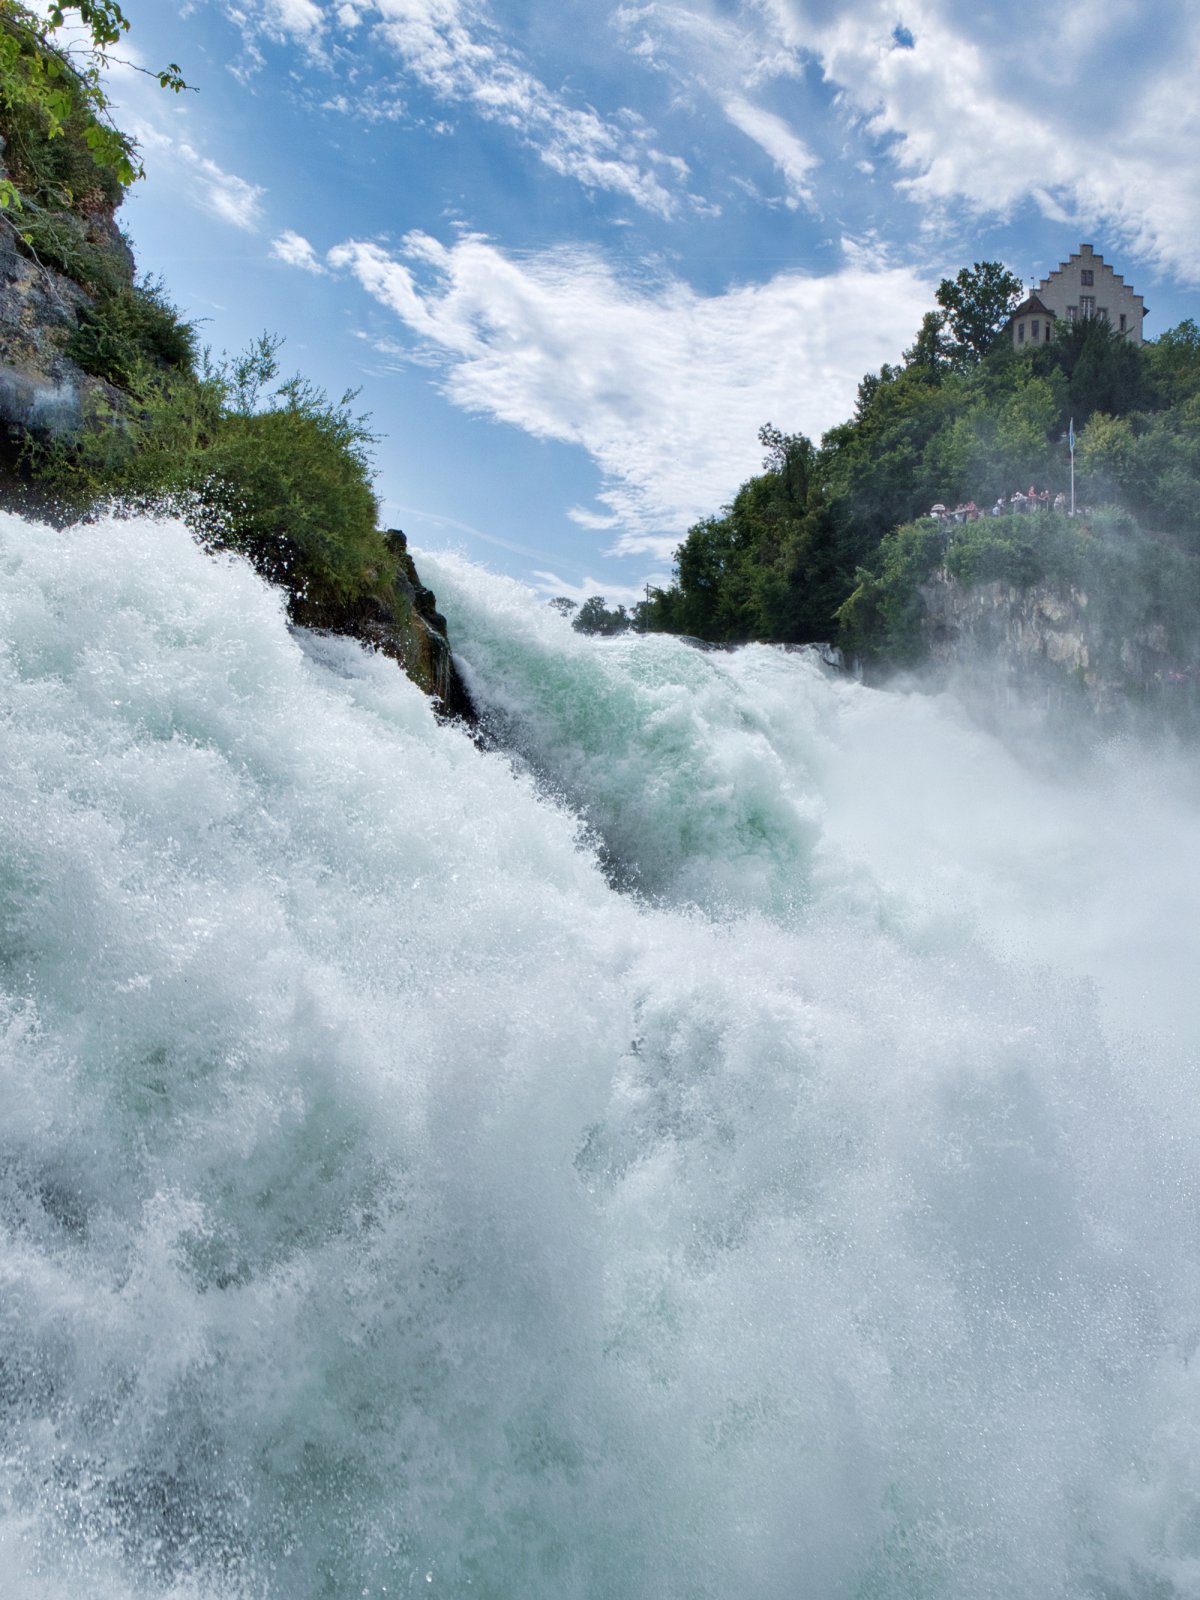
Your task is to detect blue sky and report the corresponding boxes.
[101,0,1200,603]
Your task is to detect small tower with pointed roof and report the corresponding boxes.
[1008,291,1055,350]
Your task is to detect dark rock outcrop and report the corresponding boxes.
[290,529,475,724]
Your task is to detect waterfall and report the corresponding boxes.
[4,513,1200,1598]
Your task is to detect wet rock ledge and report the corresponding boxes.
[290,528,475,724]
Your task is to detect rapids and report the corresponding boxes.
[3,511,1200,1598]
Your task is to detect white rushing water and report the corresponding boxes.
[3,512,1200,1599]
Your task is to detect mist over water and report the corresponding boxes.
[4,514,1200,1598]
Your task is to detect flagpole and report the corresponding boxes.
[1069,416,1076,516]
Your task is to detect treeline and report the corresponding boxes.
[550,595,652,635]
[639,262,1200,659]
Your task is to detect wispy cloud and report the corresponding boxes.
[225,0,328,48]
[270,229,328,271]
[611,0,1200,279]
[727,0,1200,279]
[260,0,326,38]
[329,232,930,555]
[367,0,696,215]
[180,143,266,229]
[721,96,818,210]
[132,122,266,230]
[225,0,696,215]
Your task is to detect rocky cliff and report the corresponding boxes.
[0,195,131,488]
[291,528,475,722]
[919,567,1184,717]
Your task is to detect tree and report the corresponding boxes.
[572,596,630,635]
[0,1,186,211]
[758,421,817,510]
[903,310,953,378]
[1147,320,1200,408]
[935,261,1023,363]
[547,596,578,615]
[1039,314,1148,425]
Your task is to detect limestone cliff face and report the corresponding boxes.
[919,568,1176,715]
[0,207,127,457]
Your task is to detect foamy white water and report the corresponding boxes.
[4,513,1200,1598]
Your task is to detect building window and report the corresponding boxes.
[1081,295,1095,316]
[1119,313,1127,332]
[1031,319,1039,340]
[1080,269,1094,286]
[1098,306,1108,322]
[1067,305,1077,321]
[1018,322,1025,343]
[1045,322,1052,342]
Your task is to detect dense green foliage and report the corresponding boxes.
[935,260,1024,363]
[65,277,197,381]
[548,594,655,634]
[837,508,1198,673]
[572,595,634,634]
[0,1,184,210]
[644,262,1200,668]
[37,333,394,610]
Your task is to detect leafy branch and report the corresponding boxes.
[0,1,188,211]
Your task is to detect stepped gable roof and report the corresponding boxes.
[1038,243,1148,315]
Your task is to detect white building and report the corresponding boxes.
[1007,244,1148,349]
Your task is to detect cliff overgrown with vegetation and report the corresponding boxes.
[641,265,1200,675]
[0,3,471,716]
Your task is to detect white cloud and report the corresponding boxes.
[223,0,695,214]
[132,122,266,230]
[270,229,327,271]
[364,0,687,214]
[722,96,818,209]
[177,142,265,229]
[328,232,930,555]
[757,0,1200,280]
[228,0,327,43]
[267,0,326,36]
[615,0,1200,281]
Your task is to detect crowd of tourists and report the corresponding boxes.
[929,487,1070,523]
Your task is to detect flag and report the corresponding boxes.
[1068,416,1075,453]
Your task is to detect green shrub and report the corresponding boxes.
[942,513,1085,588]
[66,279,197,385]
[193,393,388,606]
[0,5,159,214]
[0,74,125,211]
[11,206,134,303]
[37,332,395,614]
[836,517,948,663]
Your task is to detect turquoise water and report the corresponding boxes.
[4,513,1200,1597]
